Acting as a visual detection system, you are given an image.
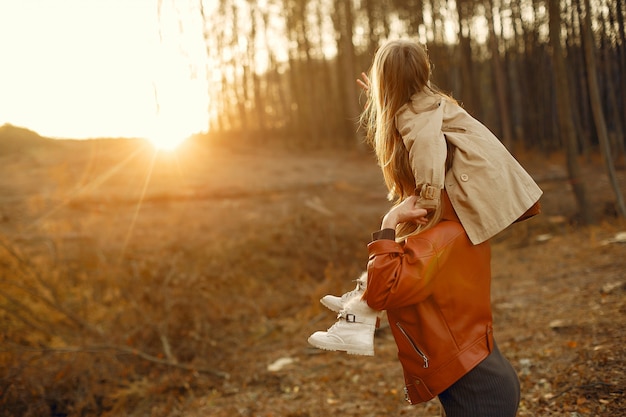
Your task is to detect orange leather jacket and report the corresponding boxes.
[364,195,494,405]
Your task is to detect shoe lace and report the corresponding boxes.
[341,279,365,301]
[326,319,343,332]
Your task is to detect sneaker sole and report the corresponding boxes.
[307,337,374,356]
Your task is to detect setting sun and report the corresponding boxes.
[145,126,190,151]
[147,134,189,151]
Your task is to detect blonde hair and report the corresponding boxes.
[359,39,454,239]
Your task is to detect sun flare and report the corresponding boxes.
[146,131,189,151]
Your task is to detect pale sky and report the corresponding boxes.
[0,0,209,148]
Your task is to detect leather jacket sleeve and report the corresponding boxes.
[364,220,467,311]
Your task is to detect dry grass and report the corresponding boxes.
[0,137,375,416]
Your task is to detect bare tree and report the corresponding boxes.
[601,0,626,165]
[615,0,626,146]
[506,0,526,146]
[580,0,626,217]
[548,0,592,224]
[486,0,513,149]
[454,1,478,114]
[332,0,361,145]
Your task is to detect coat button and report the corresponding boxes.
[460,173,469,182]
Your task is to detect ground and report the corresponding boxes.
[0,132,625,416]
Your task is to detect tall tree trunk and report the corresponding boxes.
[314,2,338,145]
[507,0,525,147]
[248,5,265,138]
[548,0,592,224]
[615,0,626,147]
[518,2,542,148]
[486,0,513,149]
[232,4,249,137]
[568,3,592,161]
[260,8,288,135]
[456,0,481,116]
[603,2,626,165]
[333,0,361,145]
[295,0,319,146]
[284,0,308,145]
[580,0,626,217]
[534,0,556,150]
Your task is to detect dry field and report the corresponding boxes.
[0,130,625,416]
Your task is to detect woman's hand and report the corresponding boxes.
[356,72,370,92]
[381,196,428,230]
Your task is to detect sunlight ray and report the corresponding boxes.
[118,147,159,264]
[26,143,149,230]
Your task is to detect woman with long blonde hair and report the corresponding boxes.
[309,39,542,416]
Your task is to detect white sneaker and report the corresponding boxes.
[308,298,378,356]
[320,272,367,312]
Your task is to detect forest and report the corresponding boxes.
[189,0,622,148]
[161,0,626,222]
[1,0,625,416]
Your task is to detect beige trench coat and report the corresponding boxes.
[396,91,543,245]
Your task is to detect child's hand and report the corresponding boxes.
[356,72,370,92]
[381,196,428,230]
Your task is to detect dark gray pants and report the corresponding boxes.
[438,342,520,417]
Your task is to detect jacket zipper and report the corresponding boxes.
[396,322,429,368]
